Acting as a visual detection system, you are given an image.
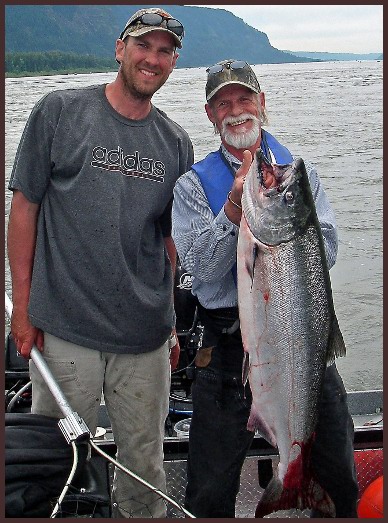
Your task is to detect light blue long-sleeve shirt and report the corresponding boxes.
[172,145,338,309]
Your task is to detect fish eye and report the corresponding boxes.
[285,190,294,203]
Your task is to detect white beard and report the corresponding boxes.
[221,114,261,149]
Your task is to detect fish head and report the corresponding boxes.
[241,150,313,246]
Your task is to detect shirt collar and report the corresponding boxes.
[220,144,241,171]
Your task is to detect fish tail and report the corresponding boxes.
[305,475,336,517]
[255,476,290,518]
[255,476,336,518]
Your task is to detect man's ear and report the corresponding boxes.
[170,52,179,72]
[115,39,126,63]
[259,91,265,110]
[205,103,215,124]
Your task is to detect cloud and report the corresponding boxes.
[189,5,383,54]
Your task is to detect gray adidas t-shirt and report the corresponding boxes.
[9,84,194,354]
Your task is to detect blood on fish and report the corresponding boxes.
[283,437,314,490]
[263,291,270,302]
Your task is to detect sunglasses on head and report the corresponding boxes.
[206,60,249,76]
[122,13,184,40]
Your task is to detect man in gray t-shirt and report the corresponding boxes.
[7,7,193,518]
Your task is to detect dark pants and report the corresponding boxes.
[310,364,359,518]
[185,306,359,518]
[185,368,254,518]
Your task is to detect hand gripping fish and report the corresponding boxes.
[237,150,346,517]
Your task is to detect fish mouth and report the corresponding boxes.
[242,152,310,246]
[256,149,294,197]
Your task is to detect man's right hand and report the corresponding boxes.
[225,150,252,225]
[7,190,42,359]
[11,308,44,358]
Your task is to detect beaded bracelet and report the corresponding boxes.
[227,191,242,210]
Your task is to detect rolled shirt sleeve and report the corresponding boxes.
[304,160,338,270]
[172,170,239,283]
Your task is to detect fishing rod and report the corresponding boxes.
[5,291,196,518]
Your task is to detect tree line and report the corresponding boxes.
[6,51,117,77]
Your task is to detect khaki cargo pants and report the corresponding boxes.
[30,332,171,518]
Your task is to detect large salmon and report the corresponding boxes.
[237,150,346,517]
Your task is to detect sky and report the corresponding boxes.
[188,5,383,54]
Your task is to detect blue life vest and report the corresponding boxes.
[192,130,292,217]
[191,130,293,285]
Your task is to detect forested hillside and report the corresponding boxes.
[5,4,312,73]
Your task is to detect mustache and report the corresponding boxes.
[220,113,261,149]
[221,113,260,132]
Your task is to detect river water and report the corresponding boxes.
[5,60,383,391]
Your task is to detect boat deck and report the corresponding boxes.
[92,390,383,518]
[4,330,383,518]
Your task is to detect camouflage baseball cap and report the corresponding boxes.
[120,7,184,49]
[206,59,260,101]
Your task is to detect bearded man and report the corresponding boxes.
[172,60,358,518]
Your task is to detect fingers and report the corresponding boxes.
[242,149,253,168]
[12,327,44,359]
[17,336,34,359]
[235,150,253,182]
[36,330,45,351]
[11,314,44,358]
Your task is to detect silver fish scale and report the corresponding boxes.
[237,155,343,515]
[253,226,331,446]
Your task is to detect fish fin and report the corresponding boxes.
[326,314,346,365]
[245,244,258,287]
[247,407,276,446]
[255,476,336,518]
[242,352,249,386]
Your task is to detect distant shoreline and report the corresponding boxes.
[6,59,382,79]
[5,67,116,78]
